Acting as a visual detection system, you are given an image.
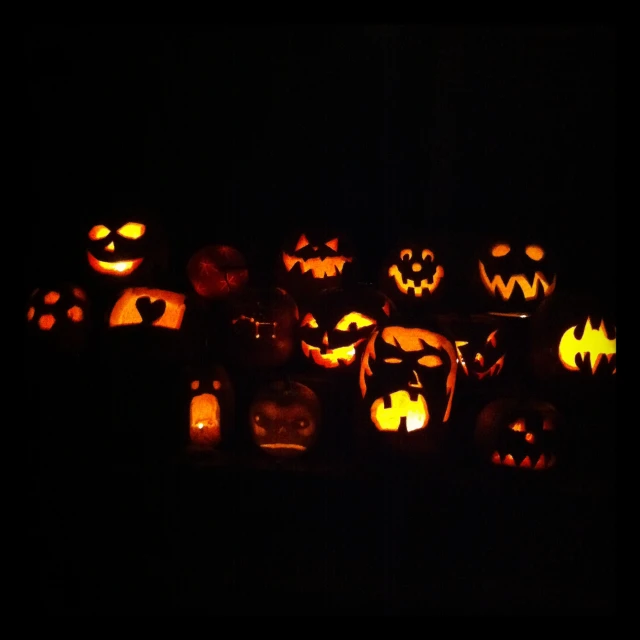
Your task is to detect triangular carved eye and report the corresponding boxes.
[325,238,339,251]
[295,234,309,251]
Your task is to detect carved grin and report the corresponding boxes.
[369,390,429,432]
[282,252,352,279]
[88,251,143,276]
[301,339,365,368]
[388,264,444,297]
[478,261,556,301]
[491,452,556,470]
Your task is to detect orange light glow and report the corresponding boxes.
[117,222,146,239]
[283,252,352,279]
[38,314,55,330]
[67,306,83,322]
[387,264,444,297]
[525,245,544,261]
[478,261,556,301]
[88,225,110,240]
[87,251,143,276]
[370,390,429,432]
[558,317,616,374]
[301,339,365,368]
[189,393,221,446]
[44,291,60,305]
[73,287,87,301]
[109,288,186,329]
[27,307,35,321]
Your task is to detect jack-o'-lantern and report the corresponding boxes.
[187,244,249,299]
[224,287,299,369]
[109,288,186,330]
[276,228,357,301]
[530,293,616,381]
[475,396,561,470]
[474,238,557,315]
[25,283,90,353]
[187,365,234,448]
[380,239,449,308]
[249,379,321,457]
[299,286,394,372]
[85,209,167,283]
[359,324,457,440]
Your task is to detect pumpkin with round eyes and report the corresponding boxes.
[298,286,395,372]
[85,209,167,284]
[187,244,249,299]
[473,238,557,315]
[249,379,321,457]
[276,228,357,301]
[25,283,90,353]
[186,365,235,449]
[359,322,458,446]
[475,396,561,471]
[379,238,449,309]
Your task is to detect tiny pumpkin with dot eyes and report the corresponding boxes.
[25,283,90,352]
[473,238,557,316]
[475,396,562,471]
[298,286,395,373]
[187,365,235,448]
[249,379,322,457]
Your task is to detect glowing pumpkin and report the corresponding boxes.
[187,244,249,299]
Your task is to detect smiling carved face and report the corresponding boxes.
[87,221,147,276]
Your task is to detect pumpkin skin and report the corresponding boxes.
[187,244,249,300]
[475,396,561,471]
[85,209,167,285]
[249,379,321,457]
[186,364,234,449]
[223,287,300,369]
[530,292,616,381]
[359,323,458,444]
[25,283,90,353]
[276,228,357,301]
[473,237,557,316]
[298,286,395,372]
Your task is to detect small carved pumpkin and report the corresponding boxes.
[276,228,357,301]
[224,287,299,369]
[299,286,394,372]
[475,396,561,471]
[359,323,458,437]
[187,244,249,299]
[249,379,321,457]
[25,283,90,352]
[474,237,557,315]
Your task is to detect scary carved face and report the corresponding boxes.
[25,284,90,351]
[188,366,234,448]
[452,316,507,381]
[87,218,150,277]
[187,244,249,299]
[249,380,321,457]
[299,287,393,370]
[359,326,457,433]
[477,241,556,313]
[384,246,445,298]
[475,398,560,470]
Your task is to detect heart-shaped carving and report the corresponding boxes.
[135,296,166,325]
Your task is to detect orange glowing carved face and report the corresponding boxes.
[87,221,146,276]
[189,378,223,446]
[282,234,353,280]
[478,242,556,305]
[387,248,445,297]
[455,328,505,381]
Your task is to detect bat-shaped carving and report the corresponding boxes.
[558,317,616,374]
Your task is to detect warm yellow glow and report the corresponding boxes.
[510,419,526,432]
[283,252,352,278]
[87,251,144,276]
[370,390,429,432]
[191,380,199,390]
[27,307,35,321]
[388,264,444,297]
[491,451,556,470]
[454,341,469,375]
[295,234,309,251]
[400,249,412,260]
[558,317,616,374]
[301,313,319,329]
[418,355,442,367]
[325,238,339,251]
[213,380,221,390]
[189,393,221,446]
[525,245,544,261]
[478,261,556,301]
[88,224,110,240]
[486,330,498,347]
[421,249,434,260]
[39,314,55,330]
[117,222,146,239]
[67,306,83,322]
[73,287,87,301]
[105,242,115,252]
[260,443,307,451]
[334,312,375,331]
[475,355,505,380]
[525,432,535,443]
[301,339,365,368]
[490,244,510,257]
[44,291,60,305]
[109,288,186,329]
[412,263,422,272]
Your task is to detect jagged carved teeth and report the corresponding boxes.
[575,352,616,374]
[491,452,556,470]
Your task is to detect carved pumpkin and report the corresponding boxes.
[359,324,458,442]
[530,292,616,381]
[276,228,357,301]
[85,209,166,284]
[223,287,299,369]
[25,283,90,353]
[299,286,394,372]
[249,378,321,457]
[474,237,557,315]
[379,238,449,309]
[475,396,561,471]
[187,244,249,299]
[187,364,234,449]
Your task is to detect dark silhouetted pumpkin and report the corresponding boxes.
[187,244,249,299]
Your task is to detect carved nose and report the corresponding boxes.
[525,432,536,444]
[105,241,115,252]
[322,332,329,346]
[408,369,422,388]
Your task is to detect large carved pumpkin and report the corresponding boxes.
[298,286,394,373]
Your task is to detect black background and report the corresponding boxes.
[26,25,616,614]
